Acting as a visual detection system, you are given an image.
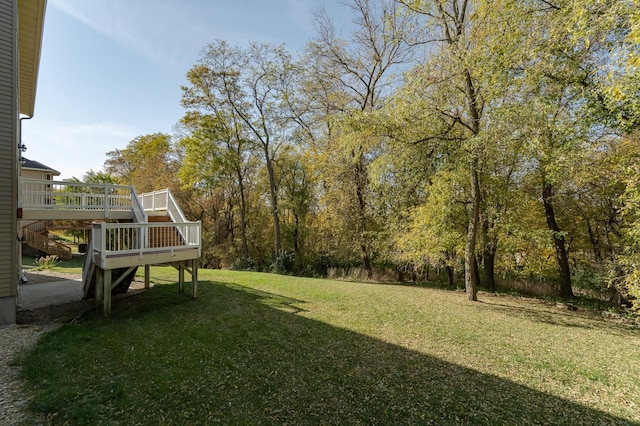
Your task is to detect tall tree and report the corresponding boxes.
[304,0,416,277]
[177,111,255,264]
[617,132,640,309]
[506,0,628,298]
[274,147,315,272]
[396,0,488,300]
[565,0,640,305]
[105,133,177,193]
[182,40,295,256]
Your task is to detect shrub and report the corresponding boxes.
[33,255,60,271]
[573,265,609,296]
[270,251,295,274]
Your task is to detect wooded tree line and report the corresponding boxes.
[98,0,640,305]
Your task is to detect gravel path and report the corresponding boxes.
[0,324,58,426]
[1,270,87,425]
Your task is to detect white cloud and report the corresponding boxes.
[50,0,209,66]
[49,0,321,66]
[22,119,140,180]
[284,0,315,30]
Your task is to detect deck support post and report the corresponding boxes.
[95,267,112,316]
[178,263,185,294]
[171,261,196,297]
[103,269,112,316]
[95,267,104,310]
[144,264,150,289]
[191,258,198,298]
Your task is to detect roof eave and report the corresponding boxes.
[18,0,47,118]
[22,166,60,176]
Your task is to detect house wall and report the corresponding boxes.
[22,168,53,180]
[0,0,18,324]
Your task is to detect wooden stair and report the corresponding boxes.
[82,217,141,300]
[22,221,72,260]
[83,261,138,300]
[148,215,184,248]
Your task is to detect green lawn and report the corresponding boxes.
[18,268,640,425]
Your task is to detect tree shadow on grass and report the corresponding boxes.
[22,281,635,425]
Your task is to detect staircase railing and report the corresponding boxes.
[130,186,148,251]
[23,220,47,234]
[138,189,188,223]
[23,222,72,260]
[130,187,147,223]
[82,243,95,298]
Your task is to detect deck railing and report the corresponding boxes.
[20,178,135,213]
[91,221,201,259]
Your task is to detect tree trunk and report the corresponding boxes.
[462,67,481,301]
[446,265,454,287]
[237,171,249,264]
[354,150,373,279]
[586,219,603,263]
[473,254,480,288]
[465,159,480,301]
[264,148,281,255]
[481,215,498,291]
[542,181,573,298]
[293,211,301,272]
[293,212,300,257]
[483,244,497,291]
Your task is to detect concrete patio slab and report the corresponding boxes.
[18,280,84,311]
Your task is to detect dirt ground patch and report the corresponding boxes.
[18,270,150,325]
[17,299,93,326]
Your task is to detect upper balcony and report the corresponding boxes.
[19,178,141,221]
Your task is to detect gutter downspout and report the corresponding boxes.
[17,115,33,288]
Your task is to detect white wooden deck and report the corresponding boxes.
[89,221,201,270]
[21,179,201,315]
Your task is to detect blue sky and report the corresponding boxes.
[22,0,351,180]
